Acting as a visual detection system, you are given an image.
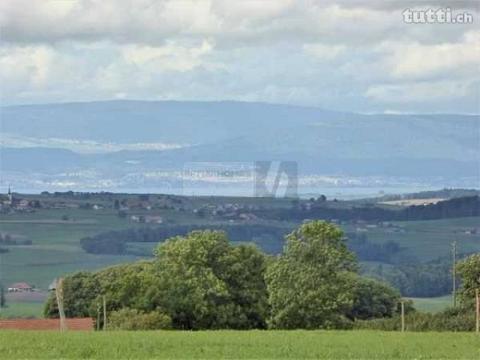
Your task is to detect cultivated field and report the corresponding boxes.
[0,195,292,291]
[379,198,445,207]
[0,330,478,359]
[2,203,479,293]
[408,295,452,313]
[345,217,480,261]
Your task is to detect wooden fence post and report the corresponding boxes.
[103,295,107,331]
[401,300,405,332]
[96,302,101,331]
[55,278,67,332]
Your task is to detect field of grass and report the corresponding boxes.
[0,208,145,290]
[346,217,480,261]
[408,295,452,313]
[0,301,44,318]
[0,197,294,293]
[0,330,478,359]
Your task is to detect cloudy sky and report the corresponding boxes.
[0,0,478,113]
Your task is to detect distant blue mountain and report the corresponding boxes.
[0,100,478,191]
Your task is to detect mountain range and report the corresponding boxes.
[0,100,478,193]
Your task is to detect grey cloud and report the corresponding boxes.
[0,0,478,114]
[1,0,476,46]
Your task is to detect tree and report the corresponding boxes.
[0,285,5,308]
[95,261,161,313]
[266,221,357,329]
[348,277,401,320]
[44,262,159,319]
[214,244,269,329]
[153,230,268,329]
[457,253,480,307]
[44,272,101,318]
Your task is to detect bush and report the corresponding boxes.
[354,307,475,332]
[348,277,401,320]
[108,308,172,330]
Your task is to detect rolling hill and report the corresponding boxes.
[1,100,478,192]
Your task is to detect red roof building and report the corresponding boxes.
[8,282,33,292]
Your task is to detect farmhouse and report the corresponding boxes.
[17,199,30,209]
[8,282,33,292]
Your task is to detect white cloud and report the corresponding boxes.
[122,40,215,72]
[381,31,480,79]
[303,43,346,61]
[0,0,478,113]
[0,45,83,96]
[365,80,471,103]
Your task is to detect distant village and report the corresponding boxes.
[1,189,479,236]
[0,187,34,213]
[0,188,264,224]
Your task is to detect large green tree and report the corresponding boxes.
[348,277,401,320]
[457,253,480,307]
[266,221,357,329]
[44,261,159,318]
[153,230,268,329]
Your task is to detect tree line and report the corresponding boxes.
[365,252,474,297]
[80,224,290,255]
[357,254,480,332]
[255,196,480,222]
[81,222,408,261]
[47,221,408,330]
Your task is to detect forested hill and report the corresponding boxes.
[254,196,480,222]
[80,224,291,255]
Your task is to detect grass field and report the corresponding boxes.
[0,330,478,359]
[408,295,452,313]
[346,217,480,261]
[0,200,288,291]
[0,208,145,290]
[0,301,44,318]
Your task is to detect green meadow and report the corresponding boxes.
[2,203,479,292]
[0,208,144,290]
[408,295,453,313]
[0,330,478,359]
[0,301,43,318]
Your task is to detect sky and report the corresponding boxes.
[0,0,479,114]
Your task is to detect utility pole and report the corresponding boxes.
[452,241,457,307]
[400,300,405,332]
[96,302,101,331]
